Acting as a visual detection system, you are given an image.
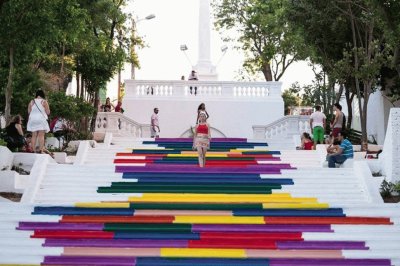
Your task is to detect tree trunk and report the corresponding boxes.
[80,78,85,99]
[4,46,14,124]
[344,86,353,130]
[261,63,273,81]
[360,84,370,151]
[90,90,99,132]
[59,43,66,91]
[76,72,80,97]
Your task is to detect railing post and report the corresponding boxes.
[252,126,267,140]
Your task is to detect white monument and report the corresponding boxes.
[194,0,218,81]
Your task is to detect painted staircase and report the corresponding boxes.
[0,137,399,266]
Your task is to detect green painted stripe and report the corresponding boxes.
[97,187,272,194]
[104,223,192,232]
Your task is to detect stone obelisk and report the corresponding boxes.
[194,0,218,80]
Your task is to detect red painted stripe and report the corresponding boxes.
[189,239,277,249]
[264,217,393,225]
[227,154,274,158]
[32,230,114,239]
[61,215,175,223]
[114,159,154,163]
[200,232,302,240]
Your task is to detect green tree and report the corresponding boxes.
[213,0,306,81]
[0,0,59,122]
[281,85,301,115]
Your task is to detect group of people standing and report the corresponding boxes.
[150,103,211,168]
[307,103,353,168]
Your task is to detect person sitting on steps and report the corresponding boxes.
[326,131,354,168]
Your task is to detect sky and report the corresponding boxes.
[106,0,315,100]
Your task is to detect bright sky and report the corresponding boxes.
[107,0,315,100]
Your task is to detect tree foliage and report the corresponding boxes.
[213,0,306,81]
[0,0,134,131]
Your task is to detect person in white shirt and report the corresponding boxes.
[188,70,198,95]
[151,108,160,138]
[309,105,326,149]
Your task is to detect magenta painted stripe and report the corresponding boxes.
[155,138,247,142]
[277,240,368,250]
[192,224,332,232]
[18,222,104,231]
[44,239,188,248]
[269,258,391,266]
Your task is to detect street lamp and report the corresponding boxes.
[216,45,228,66]
[180,44,193,68]
[130,14,156,80]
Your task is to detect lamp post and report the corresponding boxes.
[180,44,194,69]
[130,14,156,80]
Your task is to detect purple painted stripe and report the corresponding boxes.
[269,258,391,266]
[18,222,104,231]
[44,256,136,265]
[192,224,332,232]
[44,238,188,248]
[277,240,368,250]
[116,164,291,170]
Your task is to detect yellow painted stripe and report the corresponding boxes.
[75,202,130,208]
[262,203,329,209]
[129,193,318,203]
[174,215,265,224]
[161,248,246,258]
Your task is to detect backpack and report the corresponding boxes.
[342,113,346,130]
[49,117,58,132]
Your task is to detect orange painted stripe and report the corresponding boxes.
[264,216,392,225]
[61,215,175,223]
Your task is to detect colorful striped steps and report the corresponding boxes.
[1,137,399,266]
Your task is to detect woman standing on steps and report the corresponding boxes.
[196,103,210,124]
[193,111,211,167]
[27,89,50,153]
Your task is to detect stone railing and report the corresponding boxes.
[380,108,400,182]
[125,80,282,99]
[95,112,150,138]
[253,115,311,139]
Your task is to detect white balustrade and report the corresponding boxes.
[125,80,282,99]
[380,108,400,182]
[253,115,311,139]
[95,112,150,138]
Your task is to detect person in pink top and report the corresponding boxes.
[193,111,211,167]
[309,105,326,149]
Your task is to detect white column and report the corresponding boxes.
[195,0,217,81]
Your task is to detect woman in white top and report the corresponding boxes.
[27,90,50,153]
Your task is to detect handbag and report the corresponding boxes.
[4,135,25,146]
